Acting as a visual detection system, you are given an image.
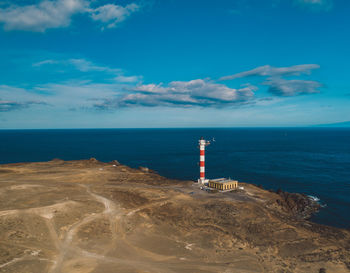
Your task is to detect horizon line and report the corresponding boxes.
[1,126,350,130]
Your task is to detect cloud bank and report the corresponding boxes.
[33,58,141,83]
[220,64,320,81]
[263,78,322,96]
[220,64,322,97]
[0,0,140,32]
[2,59,322,112]
[93,79,258,109]
[0,100,47,112]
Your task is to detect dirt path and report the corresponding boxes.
[49,184,121,273]
[48,184,176,273]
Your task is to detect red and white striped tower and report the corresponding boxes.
[198,137,210,184]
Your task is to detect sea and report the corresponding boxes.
[0,128,349,229]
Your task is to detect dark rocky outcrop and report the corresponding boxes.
[110,160,121,166]
[275,188,321,219]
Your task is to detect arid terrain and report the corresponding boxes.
[0,159,349,273]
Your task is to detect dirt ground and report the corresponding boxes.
[0,159,349,273]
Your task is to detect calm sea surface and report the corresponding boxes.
[0,128,349,229]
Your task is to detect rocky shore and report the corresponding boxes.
[274,188,321,219]
[0,159,349,273]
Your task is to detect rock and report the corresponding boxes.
[275,189,321,219]
[110,160,121,166]
[137,166,157,174]
[138,166,149,172]
[89,158,98,162]
[51,158,63,162]
[319,268,326,273]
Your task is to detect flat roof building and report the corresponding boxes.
[208,178,238,191]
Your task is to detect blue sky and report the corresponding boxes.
[0,0,349,128]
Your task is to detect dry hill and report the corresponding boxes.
[0,159,349,273]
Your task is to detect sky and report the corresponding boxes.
[0,0,349,128]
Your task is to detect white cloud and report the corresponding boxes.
[115,75,141,83]
[0,85,49,112]
[0,0,88,32]
[220,64,320,81]
[0,0,140,32]
[32,59,59,67]
[294,0,333,11]
[0,85,44,102]
[90,3,140,29]
[33,57,142,84]
[35,82,120,105]
[0,99,47,112]
[0,81,124,111]
[33,58,119,72]
[68,58,120,73]
[219,64,322,97]
[263,78,322,96]
[94,79,258,109]
[3,59,323,114]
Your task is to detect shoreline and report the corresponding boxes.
[0,159,349,273]
[0,158,334,227]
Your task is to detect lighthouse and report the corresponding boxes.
[198,137,210,184]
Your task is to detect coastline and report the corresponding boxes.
[0,159,349,273]
[1,127,349,229]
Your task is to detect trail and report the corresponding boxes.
[0,257,26,269]
[77,249,171,273]
[49,184,121,273]
[84,185,120,251]
[47,184,174,273]
[0,254,55,269]
[0,182,177,272]
[0,180,179,272]
[0,201,77,218]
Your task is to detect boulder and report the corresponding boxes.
[138,166,149,172]
[110,160,121,166]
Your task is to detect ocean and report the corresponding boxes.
[0,128,349,229]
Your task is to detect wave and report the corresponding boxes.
[307,195,320,202]
[308,195,327,208]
